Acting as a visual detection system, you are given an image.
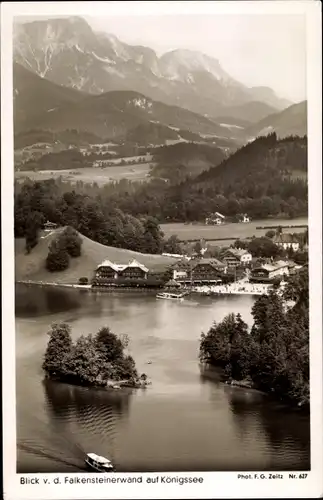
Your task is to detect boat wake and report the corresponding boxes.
[17,395,119,472]
[17,442,86,471]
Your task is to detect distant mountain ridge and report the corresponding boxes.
[246,101,307,139]
[13,16,291,120]
[13,62,241,147]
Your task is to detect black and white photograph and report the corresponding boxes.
[1,1,322,499]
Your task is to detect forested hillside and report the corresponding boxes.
[150,142,226,181]
[15,134,308,243]
[115,134,308,220]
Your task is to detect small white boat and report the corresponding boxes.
[85,452,115,472]
[156,292,185,300]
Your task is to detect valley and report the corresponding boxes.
[15,164,153,185]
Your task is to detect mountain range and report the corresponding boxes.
[14,16,291,121]
[13,16,307,154]
[13,62,240,145]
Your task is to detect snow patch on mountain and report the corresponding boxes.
[220,123,244,130]
[130,97,153,109]
[160,49,233,83]
[101,33,129,61]
[75,44,85,54]
[92,51,115,64]
[103,66,126,78]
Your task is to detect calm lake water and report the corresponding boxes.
[16,284,310,473]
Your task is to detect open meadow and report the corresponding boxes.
[160,217,308,243]
[15,163,153,185]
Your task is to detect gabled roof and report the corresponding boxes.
[209,211,225,218]
[274,233,299,244]
[192,258,225,271]
[164,279,181,287]
[274,259,295,268]
[228,248,250,258]
[97,259,148,273]
[172,257,225,272]
[97,259,120,271]
[223,249,244,260]
[126,259,149,272]
[262,264,277,272]
[255,260,290,273]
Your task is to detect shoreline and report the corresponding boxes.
[16,280,273,296]
[44,375,151,390]
[200,365,309,411]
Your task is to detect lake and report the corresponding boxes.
[16,284,310,473]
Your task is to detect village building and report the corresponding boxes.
[172,258,225,285]
[43,221,58,232]
[273,233,300,252]
[94,259,149,282]
[205,212,226,225]
[241,214,251,223]
[250,260,290,282]
[221,248,252,268]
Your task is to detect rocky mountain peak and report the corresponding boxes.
[159,48,233,83]
[13,16,291,118]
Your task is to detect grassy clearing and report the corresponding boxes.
[160,217,308,242]
[15,164,152,185]
[15,229,177,285]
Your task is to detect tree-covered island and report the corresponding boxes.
[43,323,149,389]
[199,268,309,407]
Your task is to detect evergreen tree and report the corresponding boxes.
[42,323,72,377]
[65,335,100,385]
[46,246,69,272]
[143,217,164,254]
[163,235,182,254]
[95,327,124,363]
[25,223,39,254]
[60,226,83,257]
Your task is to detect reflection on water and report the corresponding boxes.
[15,284,82,318]
[16,284,310,472]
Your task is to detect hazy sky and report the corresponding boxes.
[87,14,306,103]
